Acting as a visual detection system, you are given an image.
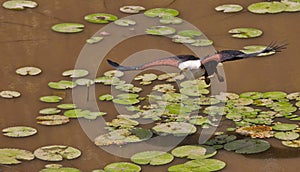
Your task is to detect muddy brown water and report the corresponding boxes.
[1,0,300,171]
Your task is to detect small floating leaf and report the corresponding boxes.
[191,39,213,47]
[236,125,274,138]
[283,1,300,12]
[36,115,70,126]
[172,35,196,44]
[152,122,197,136]
[120,5,145,14]
[168,159,226,172]
[263,91,287,100]
[248,2,287,14]
[240,91,263,99]
[144,8,179,17]
[106,117,139,129]
[180,86,209,96]
[287,92,300,100]
[84,13,118,24]
[229,27,263,38]
[16,66,42,76]
[2,126,37,137]
[272,123,298,131]
[177,30,202,38]
[171,145,216,159]
[159,16,183,24]
[0,90,21,98]
[146,26,176,36]
[62,69,88,78]
[51,23,84,33]
[2,0,38,10]
[57,104,76,110]
[40,166,81,172]
[75,78,94,86]
[281,139,300,148]
[86,36,103,44]
[215,4,243,13]
[48,80,76,90]
[134,73,157,85]
[274,132,299,141]
[40,96,63,103]
[240,46,275,56]
[99,94,113,101]
[158,73,184,82]
[39,108,61,115]
[114,19,136,27]
[227,98,253,106]
[131,151,174,165]
[104,162,141,172]
[224,138,270,154]
[34,145,81,162]
[0,148,34,165]
[104,70,124,77]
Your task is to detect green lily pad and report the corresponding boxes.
[120,5,145,14]
[283,1,300,12]
[134,73,157,85]
[272,123,298,131]
[171,145,216,159]
[159,16,183,24]
[34,145,81,162]
[214,92,239,101]
[57,103,76,110]
[240,91,263,99]
[228,27,263,38]
[281,139,300,148]
[168,159,226,172]
[144,8,179,17]
[106,117,139,129]
[0,90,21,98]
[180,79,210,88]
[263,91,287,100]
[104,162,141,172]
[36,115,70,126]
[152,84,175,93]
[113,93,140,105]
[236,125,274,138]
[86,36,103,44]
[131,151,174,165]
[203,106,228,116]
[48,80,77,90]
[62,69,88,78]
[84,13,118,24]
[177,30,202,38]
[189,116,212,126]
[158,73,184,82]
[172,35,196,44]
[40,166,81,172]
[191,39,214,47]
[2,0,38,10]
[40,96,63,103]
[240,45,276,56]
[205,134,237,146]
[274,132,299,141]
[227,98,253,106]
[94,76,123,85]
[146,26,176,36]
[195,97,220,105]
[64,109,106,120]
[115,83,142,93]
[180,86,209,96]
[94,128,152,146]
[99,94,113,101]
[16,66,42,76]
[248,2,287,14]
[253,98,274,107]
[224,138,270,154]
[215,4,243,13]
[114,19,136,27]
[39,108,61,115]
[296,101,300,108]
[75,78,94,86]
[152,122,197,136]
[287,92,300,100]
[0,148,34,165]
[2,126,37,137]
[104,70,124,77]
[162,92,189,102]
[51,23,84,33]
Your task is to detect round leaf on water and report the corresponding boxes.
[152,122,197,136]
[114,19,136,27]
[227,98,253,106]
[40,96,63,103]
[240,91,263,99]
[40,166,81,172]
[272,123,298,131]
[214,92,239,101]
[36,115,70,126]
[152,84,175,93]
[104,162,141,172]
[177,30,202,38]
[180,86,209,96]
[0,148,34,165]
[224,138,270,154]
[191,39,213,47]
[120,5,145,14]
[48,80,76,90]
[168,164,190,172]
[62,69,88,78]
[99,94,113,101]
[158,73,184,82]
[247,2,287,14]
[146,26,176,36]
[84,13,118,24]
[215,4,243,13]
[113,98,140,105]
[287,92,300,100]
[274,132,299,141]
[131,151,174,165]
[183,159,226,172]
[195,97,220,105]
[16,66,42,76]
[57,103,76,110]
[263,91,287,100]
[172,35,196,44]
[34,145,81,162]
[236,125,274,138]
[104,70,124,77]
[205,134,237,146]
[106,117,139,129]
[0,90,21,98]
[51,23,84,33]
[159,16,183,24]
[3,0,38,10]
[134,73,157,84]
[203,106,228,116]
[171,145,216,159]
[283,1,300,12]
[39,108,61,115]
[281,140,300,148]
[144,8,179,17]
[75,78,94,86]
[2,126,37,137]
[180,79,209,88]
[240,46,275,56]
[86,36,103,44]
[228,28,263,38]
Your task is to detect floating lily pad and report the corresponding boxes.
[94,128,152,146]
[0,90,21,98]
[0,148,34,165]
[158,73,184,82]
[287,92,300,100]
[40,165,81,172]
[172,35,196,44]
[94,76,123,85]
[180,86,209,96]
[177,30,202,38]
[203,106,228,116]
[274,132,299,141]
[114,19,136,27]
[57,104,76,110]
[168,159,226,172]
[36,115,70,126]
[120,5,145,14]
[152,84,175,93]
[2,126,37,137]
[240,45,276,56]
[171,145,216,159]
[115,83,142,93]
[40,96,63,103]
[236,125,274,138]
[215,4,243,13]
[152,122,196,136]
[191,39,213,47]
[113,93,140,105]
[263,91,287,100]
[134,73,157,85]
[86,36,103,44]
[34,145,81,162]
[253,98,274,107]
[204,134,237,147]
[272,123,298,131]
[84,13,118,24]
[189,116,212,126]
[48,80,77,90]
[62,69,88,78]
[131,151,174,165]
[146,26,176,36]
[106,117,139,129]
[281,139,300,148]
[283,1,300,12]
[64,109,106,120]
[104,70,124,77]
[104,162,141,172]
[159,16,183,24]
[248,2,287,14]
[2,0,38,10]
[224,138,270,154]
[162,92,189,102]
[240,91,263,99]
[75,78,94,86]
[228,28,263,38]
[180,79,210,88]
[227,98,253,106]
[214,92,239,101]
[99,94,113,101]
[195,97,220,105]
[51,23,84,33]
[39,108,61,115]
[16,66,42,76]
[144,8,179,17]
